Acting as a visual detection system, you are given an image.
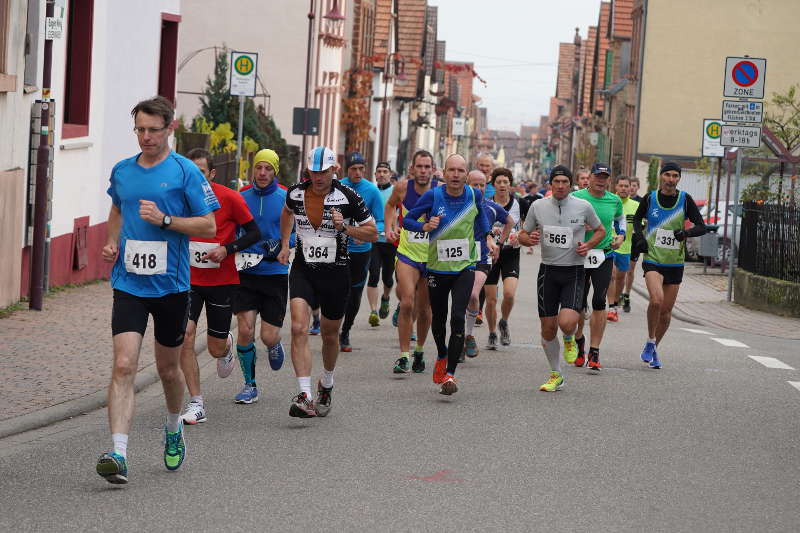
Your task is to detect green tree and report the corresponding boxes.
[647,156,661,193]
[199,47,232,127]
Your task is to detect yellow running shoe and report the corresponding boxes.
[563,336,578,364]
[539,371,564,392]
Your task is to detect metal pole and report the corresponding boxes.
[726,148,742,302]
[713,156,723,222]
[721,155,733,273]
[30,0,55,310]
[300,0,315,181]
[234,95,244,190]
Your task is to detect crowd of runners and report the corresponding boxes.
[95,96,707,484]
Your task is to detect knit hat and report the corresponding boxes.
[549,165,573,182]
[253,149,280,175]
[660,161,681,175]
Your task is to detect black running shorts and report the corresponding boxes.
[289,263,350,321]
[111,289,189,347]
[582,255,614,311]
[642,262,684,285]
[486,247,520,285]
[537,264,584,318]
[367,242,396,288]
[188,284,235,339]
[233,273,289,328]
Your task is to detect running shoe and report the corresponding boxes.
[163,422,186,471]
[499,319,511,346]
[96,452,128,484]
[622,294,631,313]
[379,296,391,319]
[180,401,207,425]
[391,304,400,327]
[309,316,321,335]
[268,341,285,371]
[315,381,333,417]
[432,357,447,384]
[563,336,578,364]
[486,332,498,350]
[234,384,259,404]
[393,356,410,374]
[574,353,586,367]
[464,335,479,358]
[340,331,352,353]
[640,341,656,364]
[289,392,317,418]
[458,350,465,363]
[440,376,458,395]
[412,351,426,373]
[649,350,662,369]
[607,309,619,322]
[217,332,235,378]
[588,352,601,373]
[539,371,564,392]
[475,312,483,326]
[368,311,380,327]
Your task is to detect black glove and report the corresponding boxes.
[673,229,687,242]
[262,239,282,260]
[631,233,649,255]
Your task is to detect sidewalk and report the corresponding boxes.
[631,262,800,340]
[0,281,210,438]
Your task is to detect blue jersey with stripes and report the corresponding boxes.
[341,177,384,253]
[480,199,509,264]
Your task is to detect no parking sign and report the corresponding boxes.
[723,57,766,99]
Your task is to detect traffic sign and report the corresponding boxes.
[229,51,258,97]
[702,119,725,157]
[720,124,761,148]
[723,57,766,99]
[452,117,466,136]
[722,100,764,124]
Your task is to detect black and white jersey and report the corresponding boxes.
[492,196,530,248]
[285,179,373,268]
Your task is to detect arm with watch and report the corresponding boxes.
[138,199,216,238]
[204,220,262,264]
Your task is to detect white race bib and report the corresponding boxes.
[407,230,428,244]
[124,240,167,275]
[189,241,221,269]
[303,235,336,263]
[235,252,263,271]
[584,249,605,269]
[655,228,680,249]
[436,238,469,262]
[542,225,572,249]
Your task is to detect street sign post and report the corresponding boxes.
[722,100,764,123]
[229,51,258,189]
[720,125,761,148]
[723,57,766,99]
[702,119,725,157]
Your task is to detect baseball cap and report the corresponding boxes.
[591,162,611,176]
[549,165,573,181]
[307,146,337,172]
[346,151,366,169]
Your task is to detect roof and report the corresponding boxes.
[423,6,437,76]
[395,0,427,99]
[373,0,393,57]
[581,27,597,117]
[611,0,633,40]
[594,2,612,113]
[555,42,576,100]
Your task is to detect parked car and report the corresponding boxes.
[686,202,742,263]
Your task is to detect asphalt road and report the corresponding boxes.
[1,249,798,532]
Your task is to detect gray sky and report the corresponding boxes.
[429,0,602,132]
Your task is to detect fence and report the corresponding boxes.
[738,202,800,283]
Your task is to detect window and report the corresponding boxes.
[158,13,180,103]
[24,0,40,87]
[63,0,94,138]
[0,0,14,92]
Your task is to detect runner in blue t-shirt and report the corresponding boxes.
[96,96,219,485]
[366,161,397,325]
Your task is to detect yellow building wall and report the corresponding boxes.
[637,0,800,158]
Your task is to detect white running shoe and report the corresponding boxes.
[180,401,207,425]
[217,332,235,378]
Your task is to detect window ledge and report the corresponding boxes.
[0,73,17,93]
[59,140,93,151]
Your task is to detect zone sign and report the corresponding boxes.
[723,57,766,99]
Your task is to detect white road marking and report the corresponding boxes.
[748,356,795,370]
[680,328,714,335]
[788,382,800,392]
[711,338,749,348]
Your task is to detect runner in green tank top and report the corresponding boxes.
[606,176,639,322]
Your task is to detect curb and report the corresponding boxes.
[630,285,706,327]
[0,326,222,440]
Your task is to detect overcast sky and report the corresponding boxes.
[429,0,602,133]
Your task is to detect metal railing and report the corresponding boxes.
[738,202,800,283]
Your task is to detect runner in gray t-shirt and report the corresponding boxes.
[518,166,605,392]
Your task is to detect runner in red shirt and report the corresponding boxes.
[178,149,261,425]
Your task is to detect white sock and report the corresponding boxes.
[542,336,562,374]
[321,368,335,388]
[298,376,313,400]
[112,433,128,459]
[648,337,656,345]
[166,412,181,433]
[465,308,478,336]
[190,395,203,405]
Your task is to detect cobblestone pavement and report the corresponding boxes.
[0,282,207,421]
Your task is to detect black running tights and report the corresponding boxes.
[427,269,475,375]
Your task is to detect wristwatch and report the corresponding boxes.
[160,215,172,229]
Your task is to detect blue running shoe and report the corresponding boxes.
[268,342,285,371]
[164,422,186,471]
[649,350,662,369]
[391,305,399,327]
[309,316,321,335]
[234,384,259,404]
[410,333,417,343]
[96,452,128,484]
[640,341,656,363]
